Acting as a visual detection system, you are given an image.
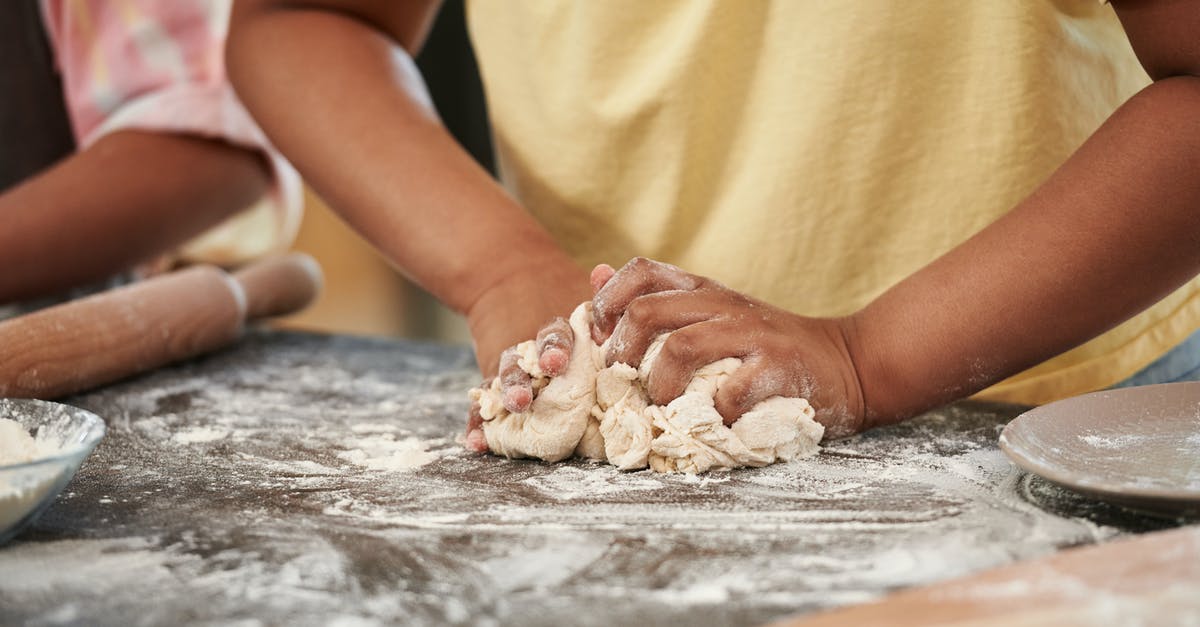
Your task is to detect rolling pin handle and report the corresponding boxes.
[231,253,323,321]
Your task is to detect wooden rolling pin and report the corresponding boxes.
[0,253,322,399]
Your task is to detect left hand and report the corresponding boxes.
[590,257,867,438]
[462,263,592,452]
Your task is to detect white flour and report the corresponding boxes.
[1078,434,1147,450]
[1,418,62,533]
[0,418,56,465]
[171,426,231,444]
[336,435,444,471]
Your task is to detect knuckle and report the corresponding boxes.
[608,326,640,365]
[593,295,618,328]
[624,298,655,327]
[498,351,520,373]
[604,345,621,367]
[627,257,665,284]
[646,373,676,405]
[659,332,696,363]
[628,256,652,272]
[539,330,567,350]
[654,365,688,397]
[552,322,575,346]
[726,376,757,407]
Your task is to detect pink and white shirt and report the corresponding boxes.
[40,0,302,266]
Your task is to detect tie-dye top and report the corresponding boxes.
[38,0,302,266]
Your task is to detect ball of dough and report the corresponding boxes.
[472,303,824,473]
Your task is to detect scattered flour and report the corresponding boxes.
[171,427,231,444]
[0,537,184,595]
[479,542,609,592]
[337,435,441,471]
[1078,434,1146,450]
[521,465,665,500]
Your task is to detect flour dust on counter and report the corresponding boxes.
[0,331,1185,627]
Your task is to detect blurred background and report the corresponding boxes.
[274,0,490,346]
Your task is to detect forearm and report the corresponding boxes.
[226,4,581,317]
[0,130,268,303]
[851,76,1200,424]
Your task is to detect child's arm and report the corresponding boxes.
[1,1,303,304]
[226,0,591,379]
[592,1,1200,437]
[0,130,269,303]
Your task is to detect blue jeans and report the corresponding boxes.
[1112,328,1200,388]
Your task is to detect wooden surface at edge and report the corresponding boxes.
[772,525,1200,626]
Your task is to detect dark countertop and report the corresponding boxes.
[0,330,1184,626]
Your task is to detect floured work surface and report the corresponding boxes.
[0,331,1187,626]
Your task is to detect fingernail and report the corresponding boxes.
[539,347,569,376]
[503,386,532,413]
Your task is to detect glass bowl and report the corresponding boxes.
[0,399,106,545]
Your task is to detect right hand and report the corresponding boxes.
[462,264,596,451]
[589,258,866,438]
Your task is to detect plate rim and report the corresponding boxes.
[999,382,1200,507]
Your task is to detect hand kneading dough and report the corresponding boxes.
[472,303,824,473]
[472,304,605,462]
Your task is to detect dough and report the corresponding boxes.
[471,303,605,462]
[473,303,824,473]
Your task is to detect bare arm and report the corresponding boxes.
[226,0,590,375]
[850,0,1200,424]
[593,1,1200,436]
[0,130,269,303]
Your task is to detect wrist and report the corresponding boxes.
[840,308,930,430]
[463,249,589,320]
[465,254,591,376]
[819,315,870,437]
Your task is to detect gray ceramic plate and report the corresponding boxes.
[1000,382,1200,516]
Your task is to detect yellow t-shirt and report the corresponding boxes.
[464,0,1200,405]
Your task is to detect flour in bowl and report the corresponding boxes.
[1,418,63,536]
[0,418,56,466]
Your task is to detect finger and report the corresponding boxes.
[499,347,533,413]
[536,317,573,377]
[713,358,805,426]
[465,398,489,452]
[590,264,616,295]
[642,319,762,406]
[591,257,707,343]
[604,290,723,368]
[466,427,488,452]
